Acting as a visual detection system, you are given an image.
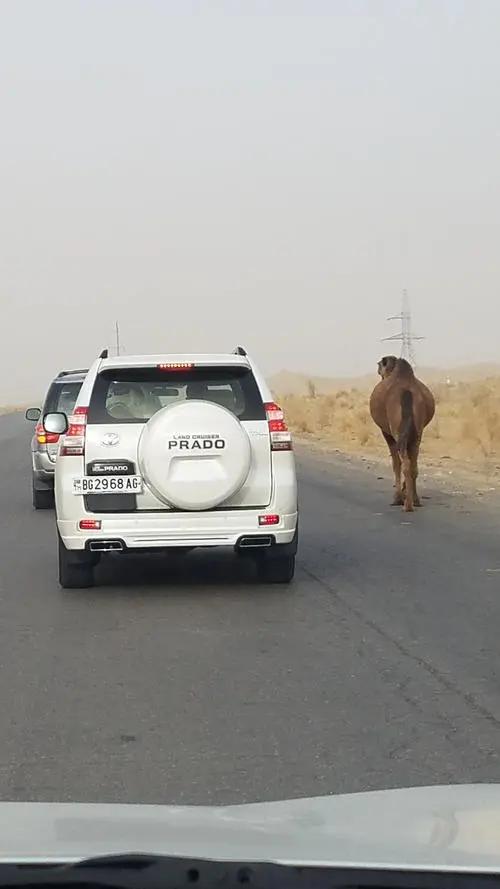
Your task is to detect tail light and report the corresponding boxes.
[60,407,88,456]
[35,423,60,446]
[259,514,280,525]
[264,402,292,451]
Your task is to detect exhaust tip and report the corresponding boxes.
[89,539,124,553]
[238,535,273,549]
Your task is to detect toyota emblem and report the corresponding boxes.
[101,432,120,447]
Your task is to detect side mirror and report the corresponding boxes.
[43,412,68,435]
[25,407,41,422]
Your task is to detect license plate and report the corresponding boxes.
[72,475,143,495]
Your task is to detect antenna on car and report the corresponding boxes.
[233,346,247,356]
[99,348,109,359]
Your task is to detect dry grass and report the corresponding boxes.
[0,405,27,416]
[280,377,500,471]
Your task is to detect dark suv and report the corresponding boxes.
[26,369,87,509]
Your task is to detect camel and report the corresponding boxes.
[369,356,435,512]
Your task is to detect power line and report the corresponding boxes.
[382,290,425,365]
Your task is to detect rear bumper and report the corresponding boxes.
[58,510,298,551]
[56,450,298,552]
[33,471,55,490]
[32,466,55,489]
[32,451,55,487]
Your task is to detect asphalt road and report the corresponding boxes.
[2,411,500,805]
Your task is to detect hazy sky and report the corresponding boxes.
[1,0,500,400]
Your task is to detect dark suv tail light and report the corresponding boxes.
[60,406,88,456]
[35,422,60,446]
[264,402,292,451]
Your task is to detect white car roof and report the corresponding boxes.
[76,351,272,406]
[100,353,251,370]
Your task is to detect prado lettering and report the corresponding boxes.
[168,439,226,450]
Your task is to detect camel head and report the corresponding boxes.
[377,355,398,378]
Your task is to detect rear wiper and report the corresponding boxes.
[0,855,499,889]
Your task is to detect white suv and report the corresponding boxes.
[44,348,298,588]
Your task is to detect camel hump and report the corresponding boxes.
[395,358,414,378]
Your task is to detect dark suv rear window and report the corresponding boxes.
[44,382,82,415]
[88,367,266,424]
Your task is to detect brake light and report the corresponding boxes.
[259,514,280,526]
[60,406,88,456]
[79,519,101,530]
[157,362,195,370]
[35,422,60,445]
[264,402,292,451]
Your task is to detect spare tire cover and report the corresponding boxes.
[138,400,252,510]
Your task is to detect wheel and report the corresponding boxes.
[58,535,94,589]
[258,554,296,584]
[32,482,54,510]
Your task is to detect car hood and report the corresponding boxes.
[2,784,500,871]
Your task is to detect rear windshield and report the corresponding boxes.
[88,367,266,424]
[44,381,82,415]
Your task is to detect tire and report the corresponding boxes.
[32,483,54,510]
[258,554,296,584]
[138,401,252,510]
[58,535,94,589]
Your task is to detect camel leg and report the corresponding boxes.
[383,433,403,505]
[402,453,415,512]
[409,439,421,507]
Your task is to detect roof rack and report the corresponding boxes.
[99,348,109,359]
[57,369,88,377]
[233,346,247,356]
